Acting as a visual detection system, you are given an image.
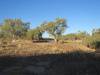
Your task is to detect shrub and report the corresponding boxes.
[83,36,100,49]
[0,31,12,39]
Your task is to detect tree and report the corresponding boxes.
[0,19,30,39]
[91,28,100,42]
[92,28,100,36]
[64,33,77,40]
[26,18,67,42]
[77,31,89,40]
[46,18,67,42]
[27,27,43,40]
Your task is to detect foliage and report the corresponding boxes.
[83,34,100,49]
[77,31,89,39]
[0,18,99,47]
[26,28,42,40]
[81,28,100,50]
[64,31,89,40]
[64,33,77,40]
[46,18,67,42]
[26,18,67,42]
[92,28,100,36]
[0,19,30,39]
[0,31,12,39]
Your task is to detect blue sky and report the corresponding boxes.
[0,0,100,35]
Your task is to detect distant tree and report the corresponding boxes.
[0,18,67,42]
[40,21,47,32]
[46,18,67,42]
[77,31,90,39]
[27,18,67,42]
[92,28,100,36]
[91,28,100,41]
[0,19,30,39]
[64,31,89,41]
[64,33,77,40]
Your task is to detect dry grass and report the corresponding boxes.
[0,39,99,75]
[0,39,95,56]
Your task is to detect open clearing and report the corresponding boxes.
[0,40,95,56]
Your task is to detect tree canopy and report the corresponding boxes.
[0,19,30,39]
[26,18,67,42]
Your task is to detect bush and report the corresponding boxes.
[83,36,100,49]
[0,31,12,39]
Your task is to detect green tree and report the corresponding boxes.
[92,28,100,37]
[27,27,43,40]
[64,33,77,40]
[46,18,67,42]
[77,31,89,40]
[0,19,30,39]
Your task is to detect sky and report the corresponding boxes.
[0,0,100,37]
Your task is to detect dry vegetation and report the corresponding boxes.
[0,39,95,56]
[0,18,99,75]
[0,40,99,75]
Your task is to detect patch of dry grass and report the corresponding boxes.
[0,40,95,56]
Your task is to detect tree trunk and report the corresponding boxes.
[54,38,58,43]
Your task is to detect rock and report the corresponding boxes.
[24,66,45,74]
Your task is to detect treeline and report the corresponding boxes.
[0,18,100,49]
[0,18,67,42]
[0,19,30,39]
[63,31,89,40]
[63,29,100,49]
